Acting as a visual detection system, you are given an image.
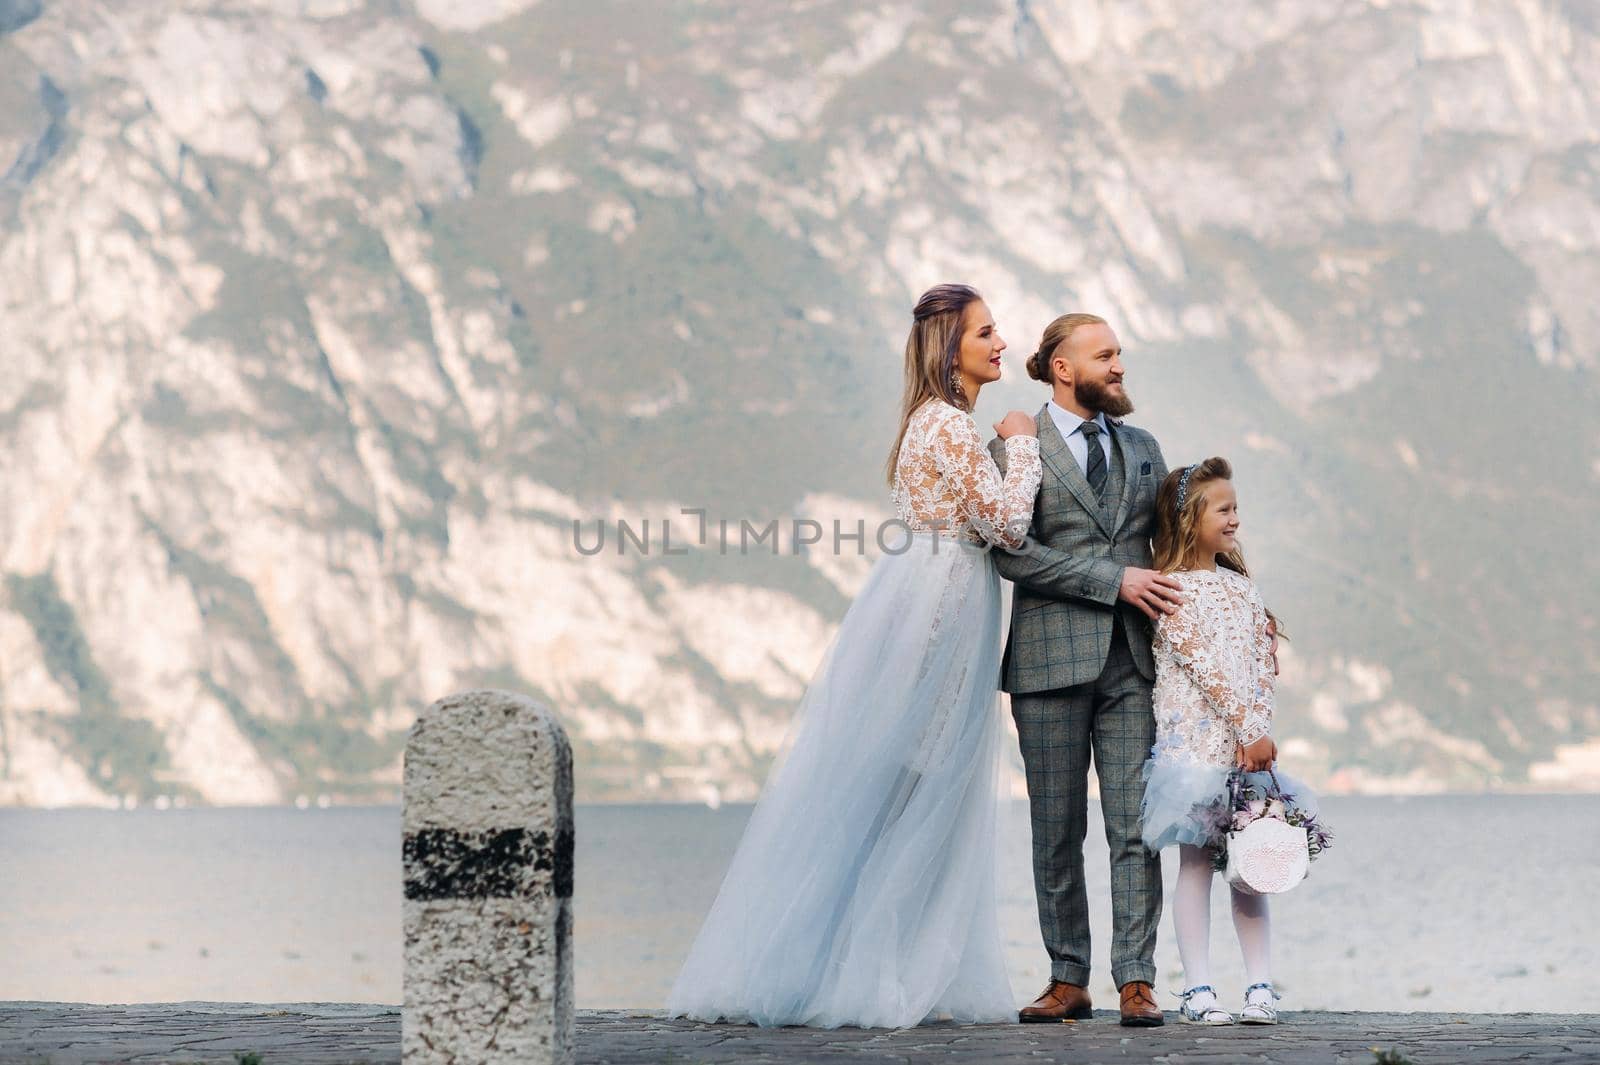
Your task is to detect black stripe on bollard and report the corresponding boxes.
[404,826,575,900]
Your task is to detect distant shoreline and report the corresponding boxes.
[4,788,1599,812]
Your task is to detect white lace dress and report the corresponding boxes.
[889,398,1042,551]
[1140,568,1315,850]
[667,399,1041,1028]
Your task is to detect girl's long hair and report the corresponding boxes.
[1152,456,1285,635]
[885,283,981,486]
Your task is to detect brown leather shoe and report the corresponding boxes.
[1019,980,1093,1023]
[1119,981,1165,1027]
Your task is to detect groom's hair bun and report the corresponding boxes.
[1031,312,1107,385]
[1025,349,1049,382]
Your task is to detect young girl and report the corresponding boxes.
[1140,457,1317,1026]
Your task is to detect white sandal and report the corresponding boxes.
[1239,982,1281,1025]
[1176,985,1233,1025]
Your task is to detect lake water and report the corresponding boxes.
[2,796,1595,1013]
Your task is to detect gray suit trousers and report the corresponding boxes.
[1011,617,1161,989]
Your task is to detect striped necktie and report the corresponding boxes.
[1080,420,1107,498]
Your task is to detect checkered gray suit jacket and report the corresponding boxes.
[988,405,1168,693]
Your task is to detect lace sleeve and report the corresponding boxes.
[1157,588,1251,733]
[929,406,1042,550]
[1241,588,1275,745]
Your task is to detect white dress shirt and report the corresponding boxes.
[1046,399,1111,476]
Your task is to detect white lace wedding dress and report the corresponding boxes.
[666,399,1042,1029]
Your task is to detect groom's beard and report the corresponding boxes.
[1078,378,1135,418]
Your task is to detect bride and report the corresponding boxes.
[666,283,1042,1029]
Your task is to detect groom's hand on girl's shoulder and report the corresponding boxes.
[1119,568,1184,620]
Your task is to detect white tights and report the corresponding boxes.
[1174,844,1271,990]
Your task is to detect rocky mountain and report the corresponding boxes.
[1,0,1597,806]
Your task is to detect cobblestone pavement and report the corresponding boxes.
[3,1003,1597,1064]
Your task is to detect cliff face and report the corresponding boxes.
[1,0,1596,806]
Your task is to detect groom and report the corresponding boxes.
[988,313,1183,1027]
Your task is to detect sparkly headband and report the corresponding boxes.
[1175,464,1199,513]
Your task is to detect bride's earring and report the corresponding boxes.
[950,368,966,409]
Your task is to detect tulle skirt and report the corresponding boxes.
[666,533,1014,1029]
[1140,758,1319,852]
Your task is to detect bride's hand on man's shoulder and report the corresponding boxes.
[994,411,1036,439]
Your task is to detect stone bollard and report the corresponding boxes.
[403,690,575,1065]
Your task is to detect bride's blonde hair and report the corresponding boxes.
[884,283,982,485]
[1153,457,1285,635]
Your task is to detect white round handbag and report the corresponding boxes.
[1224,815,1310,895]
